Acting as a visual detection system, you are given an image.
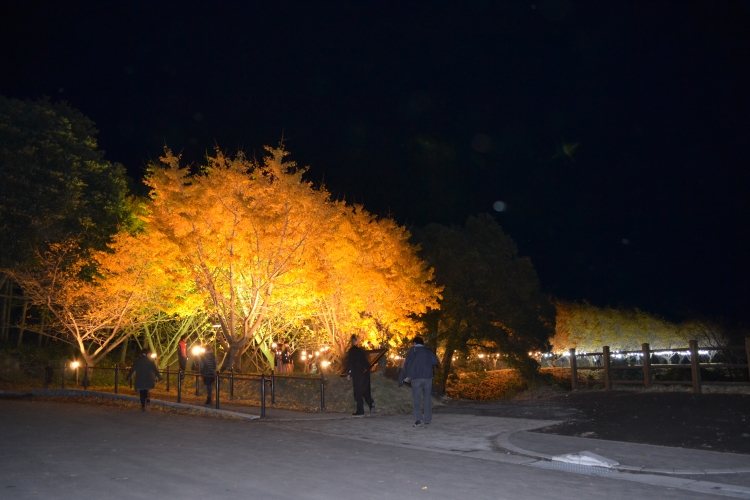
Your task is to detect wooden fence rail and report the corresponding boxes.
[567,338,750,394]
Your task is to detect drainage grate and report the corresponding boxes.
[529,460,617,477]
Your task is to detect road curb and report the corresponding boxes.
[495,429,745,476]
[0,389,260,420]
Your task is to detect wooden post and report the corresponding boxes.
[569,348,578,391]
[689,339,702,394]
[603,346,611,390]
[642,343,651,388]
[745,338,750,382]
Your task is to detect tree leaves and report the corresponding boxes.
[414,214,554,385]
[0,96,133,268]
[139,146,440,370]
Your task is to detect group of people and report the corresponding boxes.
[127,335,218,411]
[275,340,294,373]
[346,334,439,427]
[129,333,440,427]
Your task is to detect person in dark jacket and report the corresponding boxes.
[127,349,162,411]
[346,335,374,416]
[200,349,218,405]
[177,335,188,380]
[280,340,293,374]
[399,336,439,427]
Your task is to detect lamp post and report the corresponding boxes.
[71,361,79,387]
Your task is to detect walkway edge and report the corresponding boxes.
[495,430,749,476]
[6,389,261,420]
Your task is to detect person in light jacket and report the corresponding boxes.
[398,336,439,427]
[127,349,162,411]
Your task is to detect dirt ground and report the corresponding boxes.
[437,389,750,455]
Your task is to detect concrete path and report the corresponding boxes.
[271,413,559,457]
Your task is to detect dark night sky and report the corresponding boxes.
[2,1,749,324]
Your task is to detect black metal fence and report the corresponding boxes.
[43,362,327,418]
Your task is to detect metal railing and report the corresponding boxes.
[564,338,750,393]
[44,363,328,418]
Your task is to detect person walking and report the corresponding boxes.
[399,336,439,427]
[346,335,374,416]
[177,335,188,380]
[127,349,162,411]
[200,349,218,405]
[280,340,293,374]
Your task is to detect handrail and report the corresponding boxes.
[565,338,750,393]
[43,363,329,418]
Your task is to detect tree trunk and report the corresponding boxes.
[120,336,129,364]
[436,346,455,395]
[37,314,46,347]
[222,343,243,371]
[16,298,29,347]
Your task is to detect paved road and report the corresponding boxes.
[0,399,736,500]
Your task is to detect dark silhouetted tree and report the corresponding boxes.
[0,96,134,269]
[413,214,554,392]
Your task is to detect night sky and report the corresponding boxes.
[2,1,749,324]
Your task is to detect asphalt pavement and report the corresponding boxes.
[2,390,750,499]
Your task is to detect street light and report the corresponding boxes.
[71,361,80,387]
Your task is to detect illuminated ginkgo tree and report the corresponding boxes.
[139,146,439,371]
[8,235,154,367]
[313,205,440,363]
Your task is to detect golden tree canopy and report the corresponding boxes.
[138,145,440,370]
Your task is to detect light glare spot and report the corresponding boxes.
[493,201,506,212]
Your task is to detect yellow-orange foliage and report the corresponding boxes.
[9,236,154,366]
[139,146,440,370]
[552,300,689,352]
[314,205,440,361]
